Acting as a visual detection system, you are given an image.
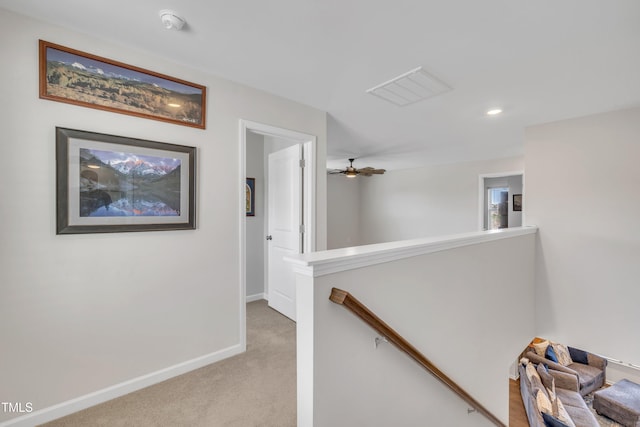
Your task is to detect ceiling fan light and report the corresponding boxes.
[345,170,357,178]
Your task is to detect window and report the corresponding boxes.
[487,187,508,230]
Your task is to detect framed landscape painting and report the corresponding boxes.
[56,127,196,234]
[40,40,206,129]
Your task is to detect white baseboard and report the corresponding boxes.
[246,293,267,303]
[0,344,243,427]
[508,359,520,381]
[605,359,640,385]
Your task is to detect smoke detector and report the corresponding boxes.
[159,9,186,31]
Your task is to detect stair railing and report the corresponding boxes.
[329,287,506,427]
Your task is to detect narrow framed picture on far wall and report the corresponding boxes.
[513,194,522,211]
[246,178,255,216]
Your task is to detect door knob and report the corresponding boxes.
[266,235,273,240]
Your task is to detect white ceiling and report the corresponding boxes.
[2,0,639,170]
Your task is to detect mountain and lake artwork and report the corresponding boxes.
[80,148,181,218]
[56,127,196,234]
[40,40,206,128]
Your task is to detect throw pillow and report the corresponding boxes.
[542,412,571,427]
[545,345,559,363]
[526,362,541,383]
[548,384,558,417]
[533,340,550,356]
[552,343,573,366]
[537,363,555,390]
[556,396,576,427]
[530,375,545,394]
[536,388,553,415]
[568,347,589,364]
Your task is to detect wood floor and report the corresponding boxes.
[509,378,530,427]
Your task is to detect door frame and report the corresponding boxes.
[239,119,316,348]
[478,171,524,231]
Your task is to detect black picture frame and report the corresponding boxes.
[40,40,206,129]
[56,127,196,234]
[513,194,522,211]
[246,178,255,216]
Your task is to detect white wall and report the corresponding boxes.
[327,174,361,249]
[246,132,266,299]
[358,156,524,244]
[0,9,326,424]
[525,106,640,367]
[507,175,523,228]
[292,229,537,426]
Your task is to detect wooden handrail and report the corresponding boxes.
[329,288,506,427]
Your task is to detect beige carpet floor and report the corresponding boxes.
[40,300,296,427]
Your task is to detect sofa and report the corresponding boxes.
[525,339,607,396]
[519,360,599,427]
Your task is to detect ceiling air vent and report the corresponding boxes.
[366,66,452,107]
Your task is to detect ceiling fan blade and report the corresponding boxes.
[358,167,385,175]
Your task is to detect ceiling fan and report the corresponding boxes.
[328,158,386,178]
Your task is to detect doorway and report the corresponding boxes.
[239,120,316,345]
[478,172,524,231]
[487,187,509,230]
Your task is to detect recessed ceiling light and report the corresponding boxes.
[486,108,503,116]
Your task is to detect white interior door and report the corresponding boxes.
[267,144,302,321]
